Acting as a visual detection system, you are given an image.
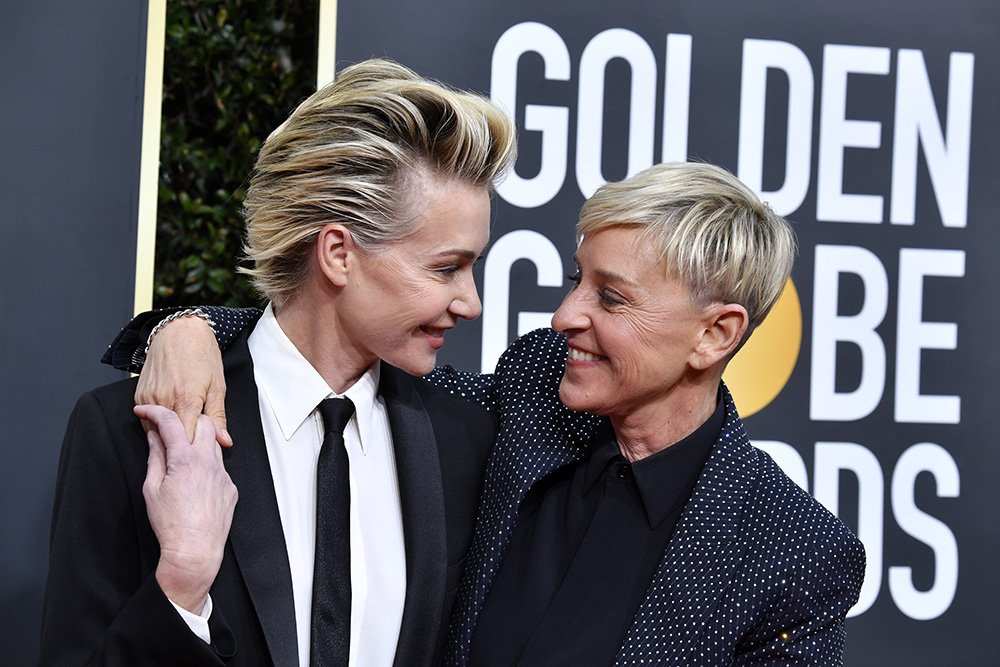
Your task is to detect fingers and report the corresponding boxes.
[136,368,203,442]
[134,404,191,453]
[134,315,228,445]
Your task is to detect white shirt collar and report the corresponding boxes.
[248,303,381,452]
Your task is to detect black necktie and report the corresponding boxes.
[311,397,355,666]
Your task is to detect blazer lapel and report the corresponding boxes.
[379,365,448,667]
[615,387,755,665]
[448,393,600,664]
[222,328,299,667]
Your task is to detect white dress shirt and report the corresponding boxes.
[174,304,407,665]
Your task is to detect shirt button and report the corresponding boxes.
[616,464,631,479]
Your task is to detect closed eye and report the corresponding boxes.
[597,289,626,307]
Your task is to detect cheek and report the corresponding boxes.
[402,283,447,318]
[368,265,431,316]
[600,317,649,365]
[377,284,454,339]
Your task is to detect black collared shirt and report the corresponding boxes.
[469,398,724,666]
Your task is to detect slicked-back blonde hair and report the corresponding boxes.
[578,162,797,336]
[241,58,517,307]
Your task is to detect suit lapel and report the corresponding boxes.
[615,387,756,665]
[447,329,608,665]
[449,392,599,663]
[222,328,299,667]
[379,365,448,667]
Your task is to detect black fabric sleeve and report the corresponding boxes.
[101,306,262,373]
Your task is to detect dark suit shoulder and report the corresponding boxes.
[495,328,567,387]
[85,374,140,404]
[63,378,150,473]
[747,446,863,557]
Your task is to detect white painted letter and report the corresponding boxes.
[576,28,657,198]
[889,443,960,620]
[895,248,964,424]
[891,50,974,228]
[811,245,888,421]
[662,33,692,164]
[814,442,884,617]
[738,39,814,216]
[481,230,563,372]
[491,22,571,208]
[817,44,891,223]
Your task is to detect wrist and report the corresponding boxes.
[144,308,217,357]
[155,558,215,614]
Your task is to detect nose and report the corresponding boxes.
[551,286,587,334]
[449,272,483,320]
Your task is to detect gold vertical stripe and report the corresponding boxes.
[134,0,167,316]
[317,0,338,88]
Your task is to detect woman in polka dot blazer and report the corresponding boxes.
[106,163,864,666]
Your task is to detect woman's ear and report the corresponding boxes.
[315,224,353,287]
[690,303,749,371]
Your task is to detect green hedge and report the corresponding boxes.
[154,0,318,308]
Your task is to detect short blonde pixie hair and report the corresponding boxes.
[578,162,797,335]
[241,58,517,307]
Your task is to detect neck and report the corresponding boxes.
[611,374,721,462]
[274,290,375,394]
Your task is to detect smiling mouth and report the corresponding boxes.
[420,326,448,339]
[567,346,606,362]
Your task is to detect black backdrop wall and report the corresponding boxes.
[0,1,152,662]
[2,0,996,663]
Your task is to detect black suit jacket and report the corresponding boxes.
[41,326,494,666]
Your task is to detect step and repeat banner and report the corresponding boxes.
[329,0,998,663]
[3,1,994,663]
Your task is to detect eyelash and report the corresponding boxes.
[566,270,624,307]
[598,290,624,307]
[437,256,483,278]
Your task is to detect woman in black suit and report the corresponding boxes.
[41,57,516,666]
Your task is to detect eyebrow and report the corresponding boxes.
[431,249,479,261]
[572,254,641,288]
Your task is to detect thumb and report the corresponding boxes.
[206,383,232,448]
[144,427,166,486]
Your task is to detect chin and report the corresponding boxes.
[558,381,589,412]
[395,355,436,377]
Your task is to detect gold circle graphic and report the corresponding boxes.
[722,278,802,417]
